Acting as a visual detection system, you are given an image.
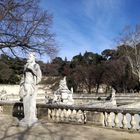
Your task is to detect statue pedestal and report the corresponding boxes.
[19,118,38,127]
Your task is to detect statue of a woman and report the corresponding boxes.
[19,53,42,127]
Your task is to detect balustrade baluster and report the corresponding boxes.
[56,109,60,122]
[72,109,77,121]
[136,114,140,130]
[100,112,105,126]
[58,109,62,121]
[48,109,51,119]
[130,114,137,130]
[137,114,140,130]
[63,109,68,121]
[122,114,127,129]
[104,112,108,126]
[66,109,72,121]
[115,113,119,128]
[51,109,56,121]
[76,110,83,123]
[60,109,65,121]
[55,109,57,121]
[83,111,87,124]
[107,112,112,127]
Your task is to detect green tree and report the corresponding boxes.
[101,49,117,60]
[0,61,13,83]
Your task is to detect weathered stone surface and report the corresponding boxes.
[19,53,42,127]
[48,76,74,105]
[86,111,104,126]
[88,88,117,107]
[120,102,140,109]
[0,115,140,140]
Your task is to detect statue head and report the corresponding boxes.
[27,52,36,63]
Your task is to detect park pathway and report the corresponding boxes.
[0,115,140,140]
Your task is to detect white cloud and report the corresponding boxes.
[54,18,94,60]
[40,0,128,60]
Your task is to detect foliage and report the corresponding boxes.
[116,25,140,82]
[0,0,57,58]
[0,48,139,93]
[0,54,25,84]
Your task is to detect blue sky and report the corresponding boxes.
[40,0,140,61]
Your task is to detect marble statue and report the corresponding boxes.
[19,52,42,127]
[71,87,73,94]
[88,88,117,108]
[53,77,74,105]
[110,88,116,106]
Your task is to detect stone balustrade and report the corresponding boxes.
[42,104,140,130]
[0,102,140,131]
[47,107,86,124]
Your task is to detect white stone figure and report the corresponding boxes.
[110,88,116,106]
[19,52,42,127]
[53,76,74,105]
[71,87,73,94]
[88,88,117,108]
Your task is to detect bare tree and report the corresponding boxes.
[117,25,140,82]
[0,0,57,58]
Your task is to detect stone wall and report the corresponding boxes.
[0,84,52,103]
[73,93,140,105]
[1,84,140,105]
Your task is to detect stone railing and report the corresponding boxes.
[0,102,140,131]
[73,94,140,106]
[41,104,87,124]
[41,104,140,130]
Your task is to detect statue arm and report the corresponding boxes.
[26,65,37,76]
[29,63,42,84]
[25,63,42,84]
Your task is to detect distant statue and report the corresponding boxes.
[71,87,74,94]
[89,88,117,108]
[19,52,42,127]
[110,88,116,106]
[53,76,74,105]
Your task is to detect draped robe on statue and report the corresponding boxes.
[19,62,42,126]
